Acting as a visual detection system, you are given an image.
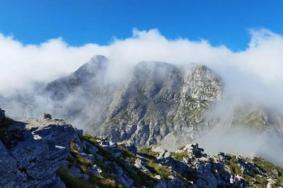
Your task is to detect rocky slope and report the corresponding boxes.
[44,56,223,146]
[0,109,282,188]
[100,62,223,146]
[44,55,283,147]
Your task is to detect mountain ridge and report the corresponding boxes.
[45,55,223,146]
[0,109,282,187]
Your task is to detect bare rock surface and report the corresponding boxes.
[0,113,282,188]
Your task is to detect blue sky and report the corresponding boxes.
[0,0,282,50]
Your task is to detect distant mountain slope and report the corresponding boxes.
[100,62,223,145]
[46,55,109,100]
[2,55,283,149]
[45,56,223,145]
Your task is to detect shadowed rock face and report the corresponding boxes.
[0,108,5,122]
[0,117,79,188]
[0,113,282,188]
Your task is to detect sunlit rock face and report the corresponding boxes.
[43,56,223,146]
[100,62,223,146]
[0,112,282,188]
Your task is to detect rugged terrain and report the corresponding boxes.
[1,109,283,188]
[42,55,283,148]
[44,55,224,146]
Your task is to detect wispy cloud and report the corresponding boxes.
[0,28,283,107]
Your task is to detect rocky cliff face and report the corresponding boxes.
[101,62,222,146]
[0,110,282,188]
[45,56,223,146]
[42,55,283,147]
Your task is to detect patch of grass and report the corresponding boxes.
[226,156,242,175]
[117,145,136,163]
[81,134,99,145]
[82,134,156,187]
[147,160,172,179]
[101,145,155,187]
[69,140,92,173]
[70,140,80,154]
[89,175,122,188]
[171,151,188,161]
[139,147,159,158]
[254,175,266,185]
[57,167,121,188]
[253,157,283,186]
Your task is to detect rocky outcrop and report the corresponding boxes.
[29,56,223,146]
[100,62,223,146]
[0,115,78,188]
[0,112,282,188]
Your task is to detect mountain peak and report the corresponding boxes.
[75,55,109,75]
[90,55,108,62]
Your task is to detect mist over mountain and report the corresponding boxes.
[2,0,283,186]
[1,53,283,168]
[0,29,283,188]
[1,54,283,187]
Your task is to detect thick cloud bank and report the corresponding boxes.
[1,28,283,165]
[0,28,283,106]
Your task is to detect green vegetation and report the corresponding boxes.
[139,147,159,158]
[57,168,97,188]
[81,134,156,187]
[253,157,283,186]
[70,140,92,173]
[171,151,188,161]
[57,167,121,188]
[117,144,136,163]
[147,160,172,179]
[81,134,99,144]
[89,175,121,188]
[225,155,283,187]
[226,156,242,175]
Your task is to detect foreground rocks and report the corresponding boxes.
[0,113,282,187]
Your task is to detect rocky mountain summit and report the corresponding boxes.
[45,56,223,146]
[0,108,283,188]
[2,55,283,150]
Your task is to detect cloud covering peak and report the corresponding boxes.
[0,28,283,108]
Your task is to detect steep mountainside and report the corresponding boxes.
[0,109,282,188]
[45,56,223,146]
[100,62,223,145]
[43,55,283,148]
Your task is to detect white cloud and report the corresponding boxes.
[0,28,283,108]
[0,34,106,94]
[2,28,283,165]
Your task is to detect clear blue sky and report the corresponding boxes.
[0,0,282,50]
